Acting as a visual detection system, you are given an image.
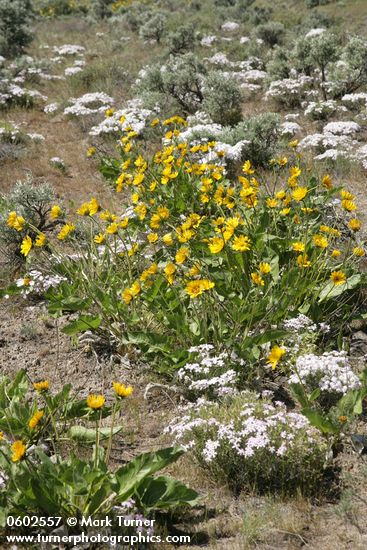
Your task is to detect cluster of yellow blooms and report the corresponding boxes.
[87,382,134,409]
[7,116,364,313]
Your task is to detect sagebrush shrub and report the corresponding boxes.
[256,22,285,48]
[202,71,243,126]
[0,0,34,57]
[139,12,167,44]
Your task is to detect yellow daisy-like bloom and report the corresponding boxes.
[322,175,333,189]
[157,206,170,220]
[348,218,361,232]
[266,198,278,208]
[50,205,62,220]
[266,346,286,370]
[164,263,176,285]
[292,187,308,202]
[162,232,173,246]
[147,233,158,244]
[122,288,133,304]
[353,247,365,257]
[242,160,254,174]
[151,118,160,127]
[188,264,201,277]
[94,233,105,244]
[34,380,49,392]
[112,382,134,398]
[277,157,288,166]
[119,218,129,229]
[289,139,298,148]
[175,247,189,264]
[342,200,356,212]
[251,272,265,286]
[28,410,44,430]
[292,242,305,252]
[7,211,25,231]
[106,223,118,234]
[297,254,311,268]
[35,233,46,247]
[340,190,355,201]
[232,235,251,252]
[76,197,99,217]
[280,208,291,216]
[208,237,225,254]
[330,270,346,285]
[105,108,114,117]
[128,243,139,257]
[276,190,286,200]
[0,431,3,441]
[87,146,96,157]
[331,249,341,258]
[11,440,26,462]
[20,236,32,257]
[57,223,75,241]
[185,279,215,299]
[313,234,328,249]
[86,394,105,410]
[259,262,271,274]
[130,281,141,297]
[289,166,301,178]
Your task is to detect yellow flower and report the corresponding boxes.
[188,264,201,277]
[232,235,251,252]
[280,208,291,216]
[7,211,25,231]
[292,242,305,252]
[349,218,361,232]
[11,440,26,462]
[147,233,158,243]
[353,247,365,257]
[151,118,160,127]
[57,223,75,240]
[289,139,298,148]
[35,233,46,247]
[20,236,32,257]
[120,219,128,229]
[208,236,225,254]
[28,410,44,429]
[266,198,278,208]
[0,431,3,441]
[87,394,105,409]
[94,233,105,244]
[259,262,271,274]
[277,157,288,166]
[297,254,311,268]
[34,380,49,392]
[340,190,354,201]
[313,234,328,249]
[122,288,133,304]
[185,279,215,299]
[331,249,341,258]
[164,263,176,285]
[266,346,286,370]
[251,272,265,286]
[105,108,114,117]
[128,243,139,257]
[175,247,189,264]
[322,174,332,189]
[330,270,346,285]
[292,187,308,202]
[342,200,356,212]
[242,160,254,174]
[112,382,134,398]
[106,222,118,234]
[162,232,173,246]
[157,206,170,219]
[276,190,286,199]
[50,205,62,220]
[289,166,301,178]
[87,146,96,157]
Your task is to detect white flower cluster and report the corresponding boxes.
[65,66,83,76]
[16,270,67,296]
[279,121,302,136]
[323,120,361,136]
[177,344,244,397]
[221,21,239,33]
[52,44,85,56]
[200,35,217,47]
[89,99,152,137]
[63,92,114,117]
[304,100,339,120]
[305,28,326,39]
[166,399,322,462]
[265,76,314,105]
[283,314,330,334]
[289,351,361,395]
[44,102,59,114]
[342,92,367,109]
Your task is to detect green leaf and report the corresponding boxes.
[318,275,361,303]
[135,475,199,511]
[112,447,184,502]
[309,388,321,402]
[68,425,123,442]
[301,408,338,434]
[62,315,101,335]
[290,383,309,408]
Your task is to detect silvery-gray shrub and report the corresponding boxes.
[0,0,34,57]
[202,71,243,126]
